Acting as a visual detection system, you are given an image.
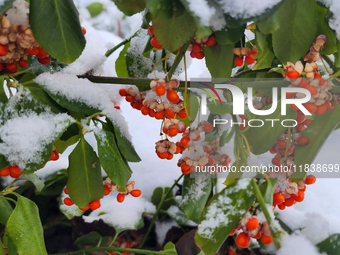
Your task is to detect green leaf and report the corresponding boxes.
[94,129,132,193]
[160,242,178,255]
[291,102,340,181]
[203,44,234,78]
[112,0,145,16]
[195,179,255,255]
[115,41,130,78]
[259,178,278,206]
[317,234,340,255]
[257,14,280,34]
[0,76,7,103]
[207,101,233,115]
[180,173,212,223]
[38,170,67,196]
[0,155,9,171]
[151,187,176,218]
[272,0,317,63]
[316,5,337,55]
[215,25,246,45]
[0,197,13,225]
[29,0,86,63]
[243,100,297,155]
[0,0,15,15]
[3,234,18,255]
[17,174,45,193]
[67,137,104,208]
[111,122,141,162]
[75,231,109,247]
[145,0,173,20]
[0,239,5,255]
[86,2,104,17]
[252,31,275,70]
[6,195,47,255]
[54,135,80,154]
[184,93,199,126]
[152,7,196,52]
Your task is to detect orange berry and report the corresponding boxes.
[177,109,187,119]
[148,109,156,118]
[180,137,190,146]
[193,43,202,53]
[286,92,296,99]
[190,50,196,58]
[155,111,164,120]
[269,145,277,154]
[90,200,101,210]
[314,73,322,79]
[38,57,51,65]
[64,187,68,194]
[82,27,86,35]
[18,60,28,69]
[272,158,280,166]
[167,90,179,103]
[228,250,237,255]
[245,55,255,65]
[319,78,326,86]
[165,109,175,119]
[26,47,39,55]
[104,185,111,196]
[292,190,304,202]
[208,157,215,165]
[296,110,306,123]
[229,228,237,236]
[234,56,243,66]
[235,232,251,248]
[276,139,287,149]
[306,85,318,96]
[261,235,273,245]
[246,217,259,230]
[119,88,127,96]
[195,51,205,59]
[181,164,190,175]
[156,85,166,96]
[285,197,294,207]
[130,189,142,197]
[150,37,162,49]
[206,36,217,47]
[302,119,312,126]
[79,204,90,211]
[63,197,74,206]
[0,166,11,176]
[117,193,125,203]
[273,193,285,205]
[0,44,8,56]
[9,166,21,178]
[50,151,60,161]
[125,95,134,102]
[290,104,299,111]
[286,70,300,79]
[296,124,305,132]
[252,233,262,239]
[167,153,174,160]
[299,79,308,88]
[315,104,327,115]
[168,127,178,137]
[297,137,309,146]
[303,102,317,113]
[305,174,316,185]
[158,151,168,159]
[278,203,286,210]
[204,123,214,132]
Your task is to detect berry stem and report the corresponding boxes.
[240,133,251,158]
[138,174,184,248]
[250,178,281,249]
[109,231,120,247]
[105,38,131,58]
[0,196,17,204]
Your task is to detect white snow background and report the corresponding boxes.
[1,0,339,254]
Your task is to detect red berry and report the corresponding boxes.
[168,127,178,137]
[150,37,162,49]
[117,193,125,203]
[90,200,101,210]
[272,157,280,166]
[165,109,175,119]
[314,73,322,79]
[195,51,204,59]
[303,102,317,113]
[26,47,39,56]
[315,104,327,115]
[0,166,11,176]
[18,60,28,69]
[155,111,164,120]
[6,63,18,73]
[148,26,154,37]
[104,185,111,196]
[119,88,127,96]
[190,50,196,58]
[286,70,300,79]
[297,137,309,146]
[203,123,213,132]
[64,197,74,206]
[0,44,8,56]
[245,55,255,65]
[141,106,149,115]
[180,137,190,146]
[234,56,243,66]
[82,27,86,35]
[130,189,142,197]
[177,109,187,119]
[36,47,49,58]
[9,166,21,178]
[193,43,202,53]
[261,235,273,245]
[299,79,308,88]
[50,151,60,161]
[235,232,251,248]
[206,36,217,47]
[79,204,90,211]
[38,57,51,65]
[292,190,304,202]
[305,174,316,185]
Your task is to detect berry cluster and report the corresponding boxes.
[233,46,258,66]
[63,178,141,210]
[230,212,273,248]
[187,34,217,60]
[108,238,132,255]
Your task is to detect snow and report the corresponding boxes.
[5,0,29,26]
[83,193,156,231]
[277,234,324,255]
[318,0,340,41]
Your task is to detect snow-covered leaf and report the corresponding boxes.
[195,179,255,255]
[67,137,104,208]
[29,0,86,63]
[317,234,340,255]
